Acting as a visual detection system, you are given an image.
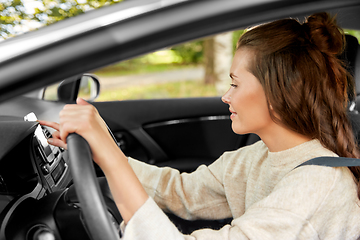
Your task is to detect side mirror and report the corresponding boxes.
[44,74,100,103]
[77,74,101,101]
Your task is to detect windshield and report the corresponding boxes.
[0,0,123,40]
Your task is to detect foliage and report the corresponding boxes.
[32,0,121,25]
[231,28,360,47]
[232,29,245,52]
[171,40,204,64]
[0,0,121,39]
[0,0,28,38]
[3,0,359,68]
[345,29,360,43]
[96,80,218,101]
[95,62,192,77]
[94,41,204,76]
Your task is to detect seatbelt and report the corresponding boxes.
[296,156,360,169]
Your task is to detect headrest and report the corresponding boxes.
[342,34,360,99]
[343,35,359,75]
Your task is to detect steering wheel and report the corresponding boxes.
[67,133,120,240]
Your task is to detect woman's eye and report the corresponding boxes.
[230,83,237,88]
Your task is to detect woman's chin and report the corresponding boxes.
[231,125,248,135]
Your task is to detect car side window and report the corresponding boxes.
[43,83,59,101]
[42,29,359,102]
[93,30,245,101]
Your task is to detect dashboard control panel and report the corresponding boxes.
[33,125,68,187]
[25,113,71,192]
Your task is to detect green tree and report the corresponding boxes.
[171,40,204,64]
[32,0,121,25]
[0,0,121,39]
[0,0,29,38]
[345,29,360,43]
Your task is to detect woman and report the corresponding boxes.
[40,12,360,239]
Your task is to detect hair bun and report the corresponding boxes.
[304,12,344,56]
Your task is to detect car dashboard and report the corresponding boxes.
[30,123,70,193]
[0,115,73,238]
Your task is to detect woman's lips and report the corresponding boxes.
[229,109,237,119]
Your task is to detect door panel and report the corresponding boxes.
[143,116,243,171]
[94,97,259,172]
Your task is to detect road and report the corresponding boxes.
[97,66,204,90]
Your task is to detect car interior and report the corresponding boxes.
[343,34,360,142]
[162,32,360,234]
[349,36,360,111]
[0,0,359,239]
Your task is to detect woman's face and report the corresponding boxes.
[222,48,274,136]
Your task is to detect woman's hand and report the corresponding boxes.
[37,120,68,149]
[39,98,118,167]
[40,98,149,224]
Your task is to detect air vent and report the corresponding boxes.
[42,128,52,139]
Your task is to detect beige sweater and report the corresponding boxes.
[121,140,360,239]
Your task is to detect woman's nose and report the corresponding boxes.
[222,89,231,104]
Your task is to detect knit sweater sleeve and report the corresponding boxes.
[121,164,360,239]
[128,154,232,220]
[121,195,317,240]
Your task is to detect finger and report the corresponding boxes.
[47,138,67,149]
[60,105,101,132]
[61,104,97,118]
[52,131,62,140]
[58,102,107,145]
[38,120,60,131]
[76,97,91,105]
[59,122,77,144]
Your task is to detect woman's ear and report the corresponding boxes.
[269,103,280,119]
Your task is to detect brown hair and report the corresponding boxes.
[237,13,360,196]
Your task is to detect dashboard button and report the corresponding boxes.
[41,165,50,175]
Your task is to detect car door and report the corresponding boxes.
[93,97,259,173]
